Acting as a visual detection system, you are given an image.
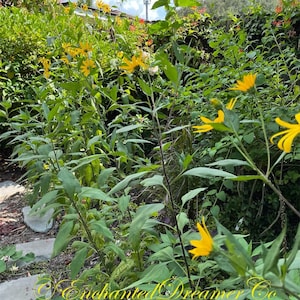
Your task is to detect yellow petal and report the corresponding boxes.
[188,217,213,259]
[215,110,225,123]
[200,116,214,123]
[295,113,300,124]
[277,130,299,153]
[270,129,290,144]
[193,125,213,133]
[275,117,298,129]
[226,98,237,110]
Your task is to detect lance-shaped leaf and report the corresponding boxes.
[129,203,164,250]
[184,167,236,179]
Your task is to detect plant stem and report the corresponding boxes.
[148,85,194,291]
[68,196,105,266]
[230,132,300,218]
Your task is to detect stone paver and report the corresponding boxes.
[22,206,54,233]
[0,274,51,300]
[0,180,25,203]
[16,238,55,262]
[0,180,56,299]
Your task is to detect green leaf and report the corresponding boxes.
[67,155,104,171]
[243,132,255,144]
[0,260,6,273]
[286,224,300,269]
[174,0,200,7]
[151,0,169,9]
[58,168,81,199]
[30,190,58,213]
[108,171,148,195]
[52,221,74,257]
[211,205,220,217]
[149,246,174,262]
[246,51,257,59]
[163,125,190,135]
[90,220,114,241]
[138,78,152,96]
[176,212,189,232]
[181,187,207,207]
[71,241,91,250]
[216,220,254,271]
[118,195,130,214]
[106,242,126,261]
[156,52,178,86]
[184,167,236,179]
[124,263,170,289]
[124,139,153,144]
[20,252,35,263]
[223,109,239,132]
[47,103,61,123]
[116,124,143,134]
[87,136,101,149]
[70,247,88,279]
[209,122,233,132]
[206,159,250,167]
[140,175,165,188]
[129,203,164,250]
[263,226,286,276]
[110,259,135,282]
[97,167,116,187]
[153,141,172,152]
[79,187,115,202]
[229,175,264,181]
[182,154,193,170]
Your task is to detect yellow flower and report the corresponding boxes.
[115,16,123,26]
[270,113,300,153]
[229,74,256,92]
[62,42,71,50]
[120,52,147,74]
[64,6,70,14]
[60,55,70,64]
[96,0,111,13]
[64,46,80,58]
[117,51,124,59]
[78,41,93,56]
[193,110,224,133]
[189,217,214,259]
[226,98,237,110]
[96,0,104,9]
[82,4,88,11]
[39,57,50,78]
[102,4,111,13]
[80,59,96,76]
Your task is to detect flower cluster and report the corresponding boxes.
[39,57,51,78]
[95,0,111,13]
[61,42,95,76]
[120,52,147,74]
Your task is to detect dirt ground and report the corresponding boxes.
[0,152,58,247]
[0,151,72,283]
